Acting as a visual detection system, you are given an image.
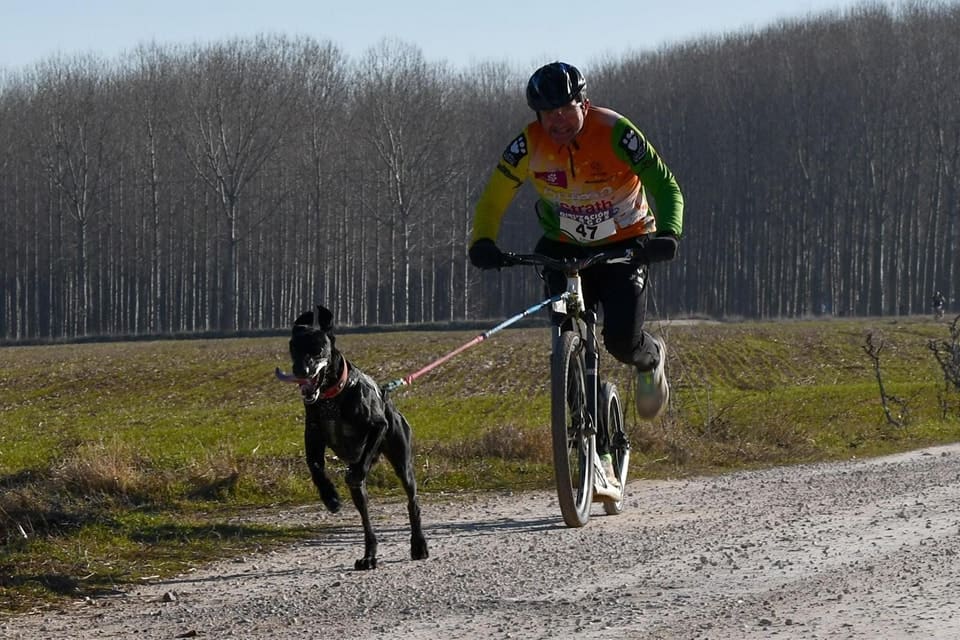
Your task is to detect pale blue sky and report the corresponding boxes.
[1,0,890,73]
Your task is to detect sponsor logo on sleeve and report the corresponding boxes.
[501,134,528,167]
[619,128,648,166]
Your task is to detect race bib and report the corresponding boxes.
[559,213,617,242]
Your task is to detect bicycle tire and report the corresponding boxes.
[600,381,629,515]
[551,330,594,528]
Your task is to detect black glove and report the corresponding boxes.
[641,233,679,263]
[469,238,504,270]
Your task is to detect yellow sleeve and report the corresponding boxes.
[471,133,530,243]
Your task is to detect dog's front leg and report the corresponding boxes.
[305,425,340,513]
[346,476,377,570]
[345,419,389,570]
[383,410,429,562]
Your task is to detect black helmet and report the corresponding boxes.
[526,62,586,112]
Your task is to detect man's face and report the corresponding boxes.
[539,98,589,146]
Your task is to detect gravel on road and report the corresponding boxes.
[7,444,960,639]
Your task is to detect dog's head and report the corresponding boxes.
[284,305,338,404]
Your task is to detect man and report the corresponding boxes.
[468,61,684,484]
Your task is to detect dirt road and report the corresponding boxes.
[7,444,960,639]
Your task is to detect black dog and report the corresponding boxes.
[276,305,428,570]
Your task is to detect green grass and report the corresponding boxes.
[3,316,960,610]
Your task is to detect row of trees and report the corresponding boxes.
[0,2,958,340]
[0,37,491,338]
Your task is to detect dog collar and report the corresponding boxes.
[319,359,350,399]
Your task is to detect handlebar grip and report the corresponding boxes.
[499,253,522,267]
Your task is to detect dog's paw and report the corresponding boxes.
[412,538,429,561]
[321,492,342,513]
[354,556,377,570]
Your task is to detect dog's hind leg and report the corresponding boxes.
[383,411,429,561]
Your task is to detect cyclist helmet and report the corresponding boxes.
[525,62,586,112]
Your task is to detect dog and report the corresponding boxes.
[275,304,429,570]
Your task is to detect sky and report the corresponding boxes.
[0,0,889,74]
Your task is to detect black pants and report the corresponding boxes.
[534,236,660,372]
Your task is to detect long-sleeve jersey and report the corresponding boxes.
[472,105,683,246]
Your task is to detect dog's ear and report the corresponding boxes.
[293,311,312,327]
[315,305,334,332]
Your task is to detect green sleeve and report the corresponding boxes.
[612,118,684,237]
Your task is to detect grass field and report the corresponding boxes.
[2,315,959,610]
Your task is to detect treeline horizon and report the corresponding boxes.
[1,1,957,341]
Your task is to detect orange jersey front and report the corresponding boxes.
[473,105,683,245]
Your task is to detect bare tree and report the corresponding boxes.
[32,56,119,336]
[351,39,464,324]
[171,36,304,331]
[287,41,349,325]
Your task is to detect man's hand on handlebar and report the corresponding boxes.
[469,238,506,270]
[641,233,679,263]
